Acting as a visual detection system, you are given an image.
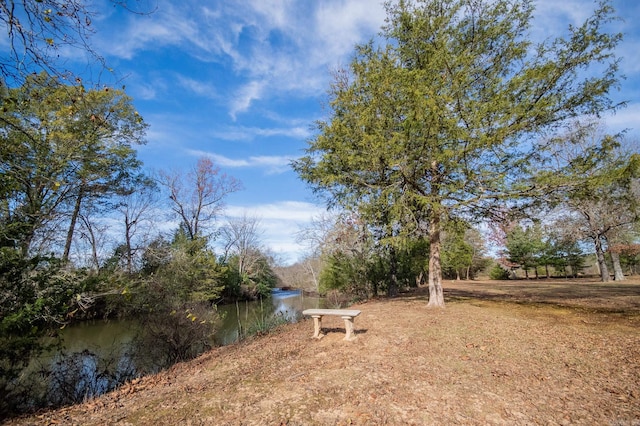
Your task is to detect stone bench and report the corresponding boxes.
[302,309,361,341]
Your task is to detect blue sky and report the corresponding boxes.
[79,0,640,263]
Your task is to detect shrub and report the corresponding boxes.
[489,264,511,280]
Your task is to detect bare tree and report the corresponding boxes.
[159,157,242,241]
[543,121,640,282]
[295,212,337,256]
[75,210,109,270]
[273,257,322,292]
[115,181,158,273]
[0,0,153,84]
[295,212,344,291]
[219,213,263,277]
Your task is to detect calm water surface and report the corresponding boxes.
[58,289,324,357]
[26,290,324,407]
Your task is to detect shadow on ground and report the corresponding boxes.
[396,278,640,313]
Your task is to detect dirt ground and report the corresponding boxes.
[6,278,640,425]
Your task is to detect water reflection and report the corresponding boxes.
[37,290,324,405]
[213,289,321,345]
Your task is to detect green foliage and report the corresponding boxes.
[238,300,290,339]
[536,121,639,281]
[505,223,546,278]
[319,252,370,299]
[0,73,147,258]
[138,234,225,306]
[547,234,586,278]
[441,221,473,280]
[319,236,428,299]
[0,249,89,416]
[245,312,289,337]
[140,236,172,275]
[127,234,225,369]
[489,264,511,280]
[222,251,278,301]
[294,0,622,305]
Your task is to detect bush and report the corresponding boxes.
[0,251,86,418]
[489,264,511,280]
[133,302,219,371]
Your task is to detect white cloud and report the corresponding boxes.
[100,2,218,61]
[186,150,294,174]
[211,125,311,141]
[226,201,323,221]
[229,80,265,119]
[604,104,640,136]
[177,75,218,99]
[97,0,386,116]
[223,201,326,264]
[313,1,386,62]
[617,36,640,75]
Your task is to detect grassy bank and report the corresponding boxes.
[7,278,640,425]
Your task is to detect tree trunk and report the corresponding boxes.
[81,215,100,270]
[388,246,398,297]
[305,259,319,292]
[63,187,84,262]
[594,236,610,282]
[427,213,444,308]
[610,251,625,281]
[545,264,550,279]
[125,216,133,274]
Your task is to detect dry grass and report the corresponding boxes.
[7,278,640,425]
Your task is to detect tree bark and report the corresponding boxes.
[125,216,134,274]
[388,246,399,297]
[80,214,100,270]
[610,251,625,281]
[593,236,610,282]
[427,213,445,308]
[63,187,84,262]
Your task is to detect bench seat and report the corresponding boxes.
[302,309,361,340]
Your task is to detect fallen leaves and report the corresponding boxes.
[6,280,640,425]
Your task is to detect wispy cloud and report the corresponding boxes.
[97,0,386,116]
[176,75,219,99]
[604,104,640,135]
[226,201,324,221]
[211,125,311,141]
[229,80,265,119]
[187,150,294,174]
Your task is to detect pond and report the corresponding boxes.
[25,289,325,409]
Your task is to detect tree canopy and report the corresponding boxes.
[0,72,147,258]
[537,121,640,281]
[294,0,623,306]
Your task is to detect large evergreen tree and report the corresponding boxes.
[294,0,622,306]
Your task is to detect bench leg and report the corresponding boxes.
[311,315,323,339]
[342,316,356,341]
